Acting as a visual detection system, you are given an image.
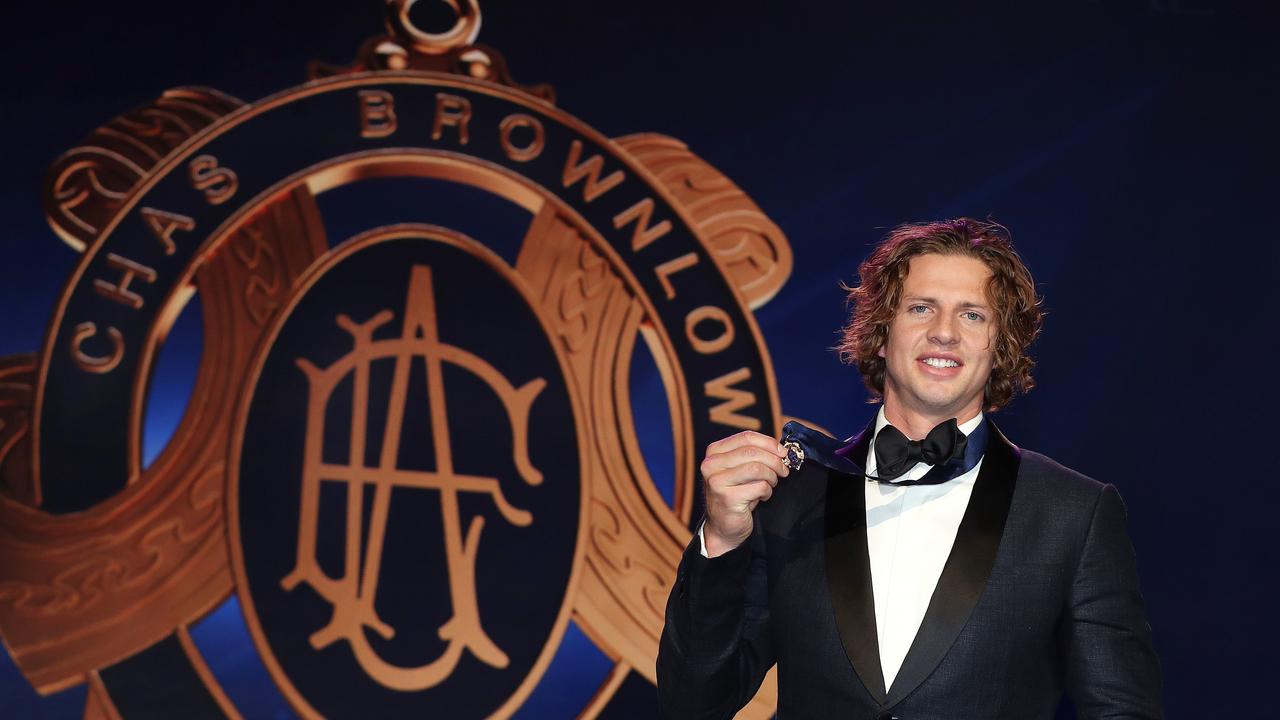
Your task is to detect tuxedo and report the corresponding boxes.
[657,420,1162,719]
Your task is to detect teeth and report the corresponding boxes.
[923,357,959,368]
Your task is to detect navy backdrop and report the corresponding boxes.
[1,1,1276,717]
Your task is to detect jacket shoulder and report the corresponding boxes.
[1007,448,1123,543]
[1016,448,1107,496]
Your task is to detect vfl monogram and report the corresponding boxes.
[281,264,545,691]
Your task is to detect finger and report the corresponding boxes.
[705,430,786,459]
[701,444,790,478]
[707,461,781,491]
[710,478,775,513]
[735,480,774,511]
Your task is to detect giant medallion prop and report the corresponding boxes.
[0,2,793,717]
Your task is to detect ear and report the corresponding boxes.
[877,343,886,359]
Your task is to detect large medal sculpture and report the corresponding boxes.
[0,2,799,716]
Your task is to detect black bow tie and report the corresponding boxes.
[872,419,968,483]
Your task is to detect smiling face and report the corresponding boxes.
[879,252,997,430]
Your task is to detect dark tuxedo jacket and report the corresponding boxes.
[657,421,1162,719]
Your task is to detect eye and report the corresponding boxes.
[907,304,930,315]
[962,310,986,322]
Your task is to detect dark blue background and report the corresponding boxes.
[1,1,1276,717]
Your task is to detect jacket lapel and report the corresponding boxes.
[823,425,888,703]
[883,420,1021,706]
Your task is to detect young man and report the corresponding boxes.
[657,219,1162,719]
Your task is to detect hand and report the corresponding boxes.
[699,430,790,557]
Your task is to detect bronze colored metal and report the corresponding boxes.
[42,88,244,254]
[308,0,554,102]
[615,133,793,310]
[284,242,542,690]
[83,671,121,720]
[514,195,780,720]
[0,186,327,692]
[4,4,795,717]
[386,0,482,54]
[227,223,591,719]
[0,354,36,506]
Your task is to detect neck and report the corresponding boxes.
[881,399,983,440]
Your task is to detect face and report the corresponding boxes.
[879,253,997,424]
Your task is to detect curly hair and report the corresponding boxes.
[836,218,1044,411]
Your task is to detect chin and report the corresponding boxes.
[911,390,971,414]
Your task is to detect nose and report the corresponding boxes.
[928,312,959,346]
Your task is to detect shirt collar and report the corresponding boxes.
[871,406,984,440]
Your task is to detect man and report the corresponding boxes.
[657,219,1161,719]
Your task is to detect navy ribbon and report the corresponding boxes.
[781,418,988,484]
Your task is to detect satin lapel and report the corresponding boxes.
[823,426,887,703]
[884,421,1021,706]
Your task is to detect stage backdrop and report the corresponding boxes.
[1,1,1275,718]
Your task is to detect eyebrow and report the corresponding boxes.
[903,296,991,310]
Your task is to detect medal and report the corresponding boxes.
[782,440,805,472]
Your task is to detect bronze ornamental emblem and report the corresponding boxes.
[0,2,797,717]
[233,228,587,716]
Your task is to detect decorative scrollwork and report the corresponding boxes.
[42,87,244,253]
[616,133,793,309]
[0,187,326,693]
[0,355,36,505]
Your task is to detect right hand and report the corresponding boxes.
[699,430,790,557]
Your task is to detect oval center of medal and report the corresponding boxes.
[229,226,585,718]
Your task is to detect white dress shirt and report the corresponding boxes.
[698,408,985,690]
[864,408,983,688]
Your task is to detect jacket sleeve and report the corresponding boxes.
[657,520,775,719]
[1066,484,1163,718]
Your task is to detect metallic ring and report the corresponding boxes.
[386,0,482,56]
